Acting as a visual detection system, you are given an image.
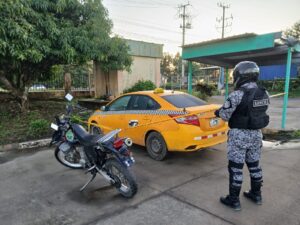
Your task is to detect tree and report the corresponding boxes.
[161,52,209,86]
[0,0,132,112]
[285,20,300,40]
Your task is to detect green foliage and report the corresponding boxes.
[0,0,132,111]
[194,83,217,97]
[161,53,180,80]
[292,130,300,138]
[123,80,156,93]
[285,20,300,40]
[27,119,49,137]
[191,91,208,101]
[258,79,300,92]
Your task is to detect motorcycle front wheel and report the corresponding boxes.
[55,147,83,169]
[104,159,137,198]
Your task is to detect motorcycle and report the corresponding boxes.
[50,94,137,198]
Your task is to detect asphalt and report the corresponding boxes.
[0,143,300,225]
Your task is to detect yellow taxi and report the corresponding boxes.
[88,89,228,160]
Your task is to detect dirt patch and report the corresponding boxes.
[0,100,67,145]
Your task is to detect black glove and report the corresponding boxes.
[214,109,220,118]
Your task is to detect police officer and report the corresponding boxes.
[215,61,270,211]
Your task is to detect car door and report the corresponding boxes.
[124,95,160,145]
[98,95,132,136]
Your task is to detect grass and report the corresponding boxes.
[0,100,92,145]
[269,89,300,98]
[0,100,66,145]
[263,129,300,142]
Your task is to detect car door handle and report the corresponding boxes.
[129,120,139,127]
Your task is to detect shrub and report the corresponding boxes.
[123,80,156,93]
[27,119,49,137]
[191,91,208,101]
[194,83,217,97]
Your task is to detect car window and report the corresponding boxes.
[107,95,131,111]
[161,94,207,108]
[129,95,160,110]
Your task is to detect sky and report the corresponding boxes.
[102,0,300,54]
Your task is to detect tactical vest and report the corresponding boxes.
[229,87,270,129]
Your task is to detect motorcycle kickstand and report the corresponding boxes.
[80,170,97,192]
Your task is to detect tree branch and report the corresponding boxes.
[0,74,16,92]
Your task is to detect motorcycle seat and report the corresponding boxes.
[72,124,101,146]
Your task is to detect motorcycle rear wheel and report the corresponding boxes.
[55,147,83,169]
[104,159,137,198]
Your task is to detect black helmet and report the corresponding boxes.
[233,61,259,89]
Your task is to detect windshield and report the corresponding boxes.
[161,94,207,108]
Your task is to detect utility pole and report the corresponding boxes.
[178,2,192,88]
[216,2,233,38]
[216,3,233,99]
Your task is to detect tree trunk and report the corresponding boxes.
[0,74,30,113]
[64,72,72,95]
[18,86,29,113]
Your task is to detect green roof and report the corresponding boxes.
[125,39,163,58]
[181,32,300,67]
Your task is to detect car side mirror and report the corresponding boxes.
[100,106,106,111]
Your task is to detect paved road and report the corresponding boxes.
[0,143,300,225]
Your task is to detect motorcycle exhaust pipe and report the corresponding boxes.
[95,167,115,183]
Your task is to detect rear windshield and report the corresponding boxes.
[161,94,207,108]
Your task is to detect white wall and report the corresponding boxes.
[119,56,161,92]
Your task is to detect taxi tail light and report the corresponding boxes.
[169,114,200,126]
[113,138,124,149]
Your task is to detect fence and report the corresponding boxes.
[29,72,94,92]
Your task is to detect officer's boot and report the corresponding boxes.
[243,180,262,205]
[220,185,241,211]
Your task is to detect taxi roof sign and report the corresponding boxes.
[153,88,164,94]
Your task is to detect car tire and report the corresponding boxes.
[90,123,103,136]
[146,132,168,161]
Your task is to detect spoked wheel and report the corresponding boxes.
[55,147,83,169]
[146,132,168,161]
[104,159,137,198]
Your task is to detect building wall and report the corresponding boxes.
[94,39,163,98]
[119,56,161,92]
[259,64,298,80]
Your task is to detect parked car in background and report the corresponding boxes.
[88,89,228,160]
[29,84,47,91]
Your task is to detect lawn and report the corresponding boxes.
[0,100,91,145]
[0,100,65,145]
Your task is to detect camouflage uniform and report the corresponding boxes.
[219,82,263,189]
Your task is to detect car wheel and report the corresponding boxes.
[90,124,103,136]
[146,132,168,161]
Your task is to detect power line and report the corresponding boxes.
[105,0,175,8]
[112,28,181,44]
[216,2,233,38]
[112,17,201,38]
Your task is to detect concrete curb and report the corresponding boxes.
[0,138,51,152]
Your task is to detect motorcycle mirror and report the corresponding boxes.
[65,93,73,102]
